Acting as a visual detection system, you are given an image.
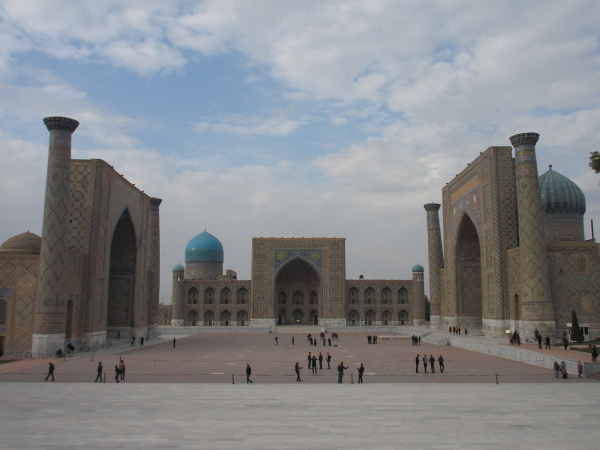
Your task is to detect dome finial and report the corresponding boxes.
[549,164,552,169]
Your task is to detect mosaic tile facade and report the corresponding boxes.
[431,134,599,338]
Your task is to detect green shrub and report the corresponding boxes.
[570,311,585,342]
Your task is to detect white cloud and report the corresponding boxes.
[194,114,306,137]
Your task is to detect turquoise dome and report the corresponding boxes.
[185,231,224,263]
[412,264,424,272]
[172,263,184,272]
[539,165,586,215]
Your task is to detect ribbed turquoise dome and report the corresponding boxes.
[412,264,424,272]
[539,165,586,215]
[172,263,184,272]
[185,231,224,263]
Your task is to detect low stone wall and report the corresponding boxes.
[158,326,272,335]
[324,326,403,334]
[443,335,600,377]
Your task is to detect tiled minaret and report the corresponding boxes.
[509,132,555,337]
[412,265,425,325]
[147,197,162,338]
[171,264,185,326]
[32,116,79,357]
[424,203,443,328]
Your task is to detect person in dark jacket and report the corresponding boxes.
[246,364,253,384]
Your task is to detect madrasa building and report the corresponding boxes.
[0,117,160,358]
[170,234,425,328]
[425,132,600,339]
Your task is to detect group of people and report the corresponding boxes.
[131,335,145,347]
[532,329,551,349]
[411,335,421,346]
[415,354,445,373]
[553,361,569,379]
[306,332,334,347]
[305,351,333,374]
[449,326,465,335]
[367,335,378,344]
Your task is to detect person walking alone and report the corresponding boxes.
[295,362,303,382]
[139,336,144,347]
[337,362,348,383]
[173,337,176,348]
[94,362,103,382]
[131,335,135,347]
[246,363,253,383]
[577,361,583,378]
[415,354,420,373]
[275,336,278,345]
[438,355,445,373]
[45,362,55,381]
[292,336,294,345]
[357,363,365,383]
[326,352,331,369]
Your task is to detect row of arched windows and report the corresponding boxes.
[347,309,409,326]
[347,287,409,304]
[278,291,318,305]
[187,309,248,326]
[187,287,248,305]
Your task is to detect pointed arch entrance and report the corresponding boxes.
[274,258,321,325]
[107,209,137,335]
[455,213,483,327]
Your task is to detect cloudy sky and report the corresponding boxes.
[1,0,599,303]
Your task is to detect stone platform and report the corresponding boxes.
[0,383,598,449]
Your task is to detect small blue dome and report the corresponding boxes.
[185,231,224,263]
[539,165,586,215]
[412,264,424,273]
[172,263,184,272]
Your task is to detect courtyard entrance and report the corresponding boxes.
[274,257,321,325]
[455,213,483,327]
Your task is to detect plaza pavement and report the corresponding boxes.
[0,383,598,450]
[1,332,596,383]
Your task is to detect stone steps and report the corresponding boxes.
[275,325,323,334]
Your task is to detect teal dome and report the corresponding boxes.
[185,231,224,263]
[412,264,424,272]
[172,263,184,272]
[539,165,586,215]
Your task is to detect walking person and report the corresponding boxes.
[173,337,176,348]
[423,355,428,373]
[553,361,560,378]
[544,335,550,350]
[537,333,543,349]
[114,365,121,383]
[246,363,253,384]
[328,337,332,346]
[307,352,312,371]
[318,352,323,370]
[418,336,421,345]
[337,362,349,383]
[562,335,568,350]
[295,362,303,382]
[357,363,365,383]
[275,336,278,345]
[429,355,436,373]
[292,336,294,345]
[94,362,103,382]
[139,336,144,347]
[591,346,598,362]
[131,335,135,347]
[560,361,568,379]
[326,352,332,369]
[45,362,55,381]
[415,354,420,373]
[312,355,318,374]
[438,355,445,373]
[119,360,126,380]
[577,361,583,378]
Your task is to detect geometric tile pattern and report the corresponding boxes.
[424,203,443,317]
[34,119,78,334]
[510,133,554,323]
[147,198,161,326]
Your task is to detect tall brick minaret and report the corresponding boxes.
[32,116,79,358]
[424,203,443,328]
[147,197,162,337]
[171,264,185,326]
[412,265,425,325]
[509,132,555,337]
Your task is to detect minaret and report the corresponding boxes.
[424,203,443,328]
[509,132,555,337]
[412,264,425,325]
[146,197,162,338]
[171,264,185,326]
[32,116,79,357]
